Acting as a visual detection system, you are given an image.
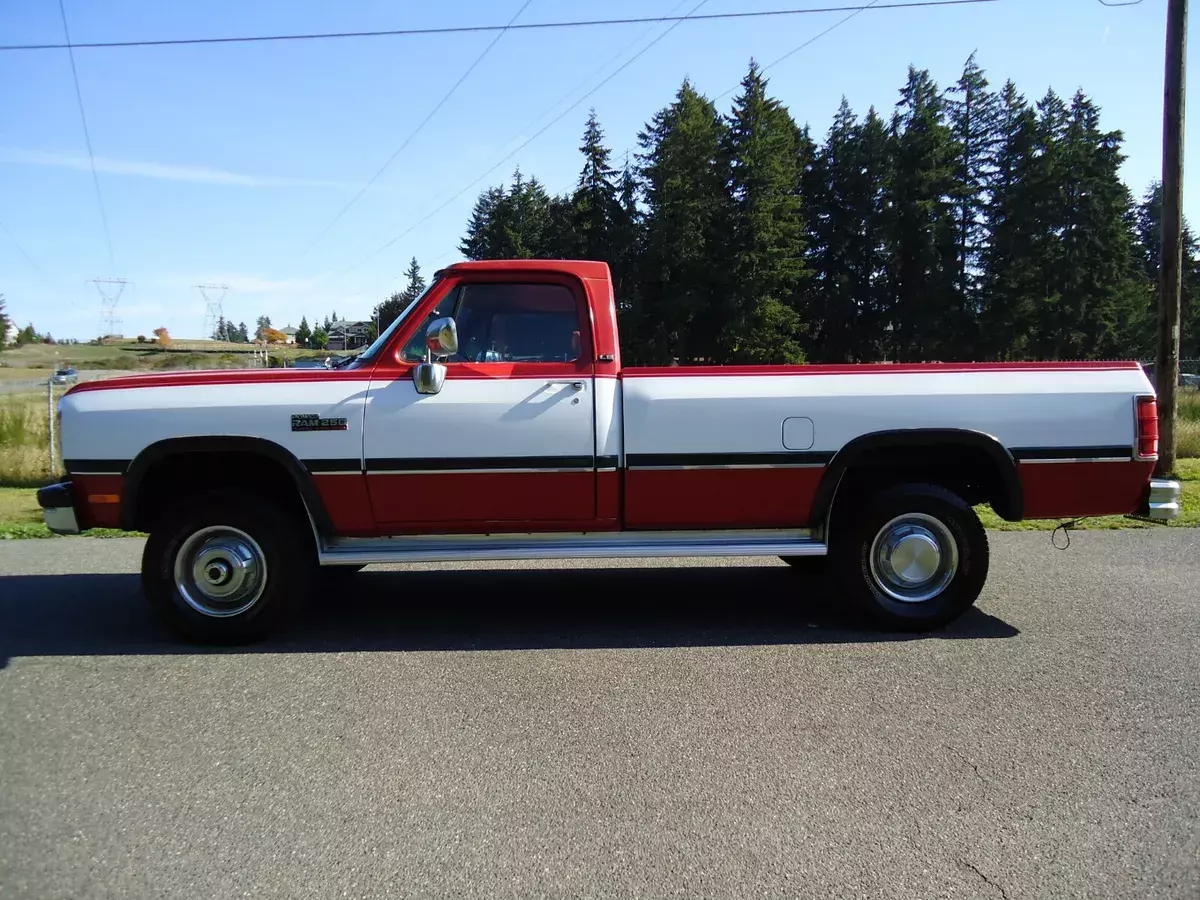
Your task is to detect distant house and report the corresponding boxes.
[328,319,370,351]
[279,325,298,345]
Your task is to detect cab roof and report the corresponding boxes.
[438,259,611,279]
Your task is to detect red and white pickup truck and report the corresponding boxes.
[40,259,1181,642]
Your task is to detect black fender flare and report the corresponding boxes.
[120,436,335,537]
[810,428,1024,528]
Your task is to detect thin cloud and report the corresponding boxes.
[0,148,363,190]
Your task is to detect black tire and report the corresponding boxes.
[832,482,988,631]
[141,493,314,644]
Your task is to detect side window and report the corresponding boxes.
[454,283,583,364]
[399,287,460,362]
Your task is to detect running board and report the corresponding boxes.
[318,528,827,565]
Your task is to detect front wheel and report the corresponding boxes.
[141,495,313,644]
[832,482,989,631]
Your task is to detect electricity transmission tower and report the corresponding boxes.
[197,283,229,339]
[90,278,129,339]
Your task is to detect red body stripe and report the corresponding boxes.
[63,460,1155,536]
[622,360,1143,378]
[623,468,825,530]
[312,475,377,537]
[367,471,598,528]
[1018,460,1154,519]
[66,367,376,394]
[597,469,621,521]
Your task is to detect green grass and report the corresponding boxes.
[0,487,141,539]
[0,392,62,486]
[1178,388,1200,458]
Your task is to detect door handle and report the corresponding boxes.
[546,380,584,390]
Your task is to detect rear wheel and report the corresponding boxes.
[141,494,313,644]
[832,482,988,631]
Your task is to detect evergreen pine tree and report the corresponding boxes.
[296,316,312,348]
[979,81,1043,359]
[373,257,428,332]
[1038,90,1145,358]
[637,78,729,363]
[720,60,808,363]
[545,193,579,258]
[1136,181,1200,358]
[885,66,961,361]
[807,100,892,362]
[946,52,1001,345]
[401,256,426,300]
[460,187,504,259]
[571,109,622,264]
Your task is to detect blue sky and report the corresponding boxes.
[0,0,1190,340]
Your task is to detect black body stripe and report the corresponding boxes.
[1011,446,1132,461]
[596,455,619,469]
[64,459,131,474]
[366,455,595,472]
[626,451,835,468]
[303,458,363,473]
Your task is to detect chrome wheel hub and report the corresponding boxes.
[174,526,267,618]
[868,513,958,603]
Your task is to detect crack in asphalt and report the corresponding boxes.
[960,859,1012,900]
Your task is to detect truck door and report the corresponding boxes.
[363,278,597,529]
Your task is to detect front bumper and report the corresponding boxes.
[37,481,81,534]
[1144,478,1183,521]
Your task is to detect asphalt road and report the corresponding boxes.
[1,532,1197,900]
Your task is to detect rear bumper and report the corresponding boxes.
[1142,478,1182,521]
[37,481,81,534]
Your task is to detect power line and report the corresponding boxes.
[0,219,61,293]
[57,0,115,270]
[337,0,714,279]
[0,219,94,314]
[509,0,699,183]
[715,0,886,100]
[297,0,533,259]
[3,1,1003,53]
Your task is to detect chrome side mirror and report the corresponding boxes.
[425,316,458,358]
[412,361,446,394]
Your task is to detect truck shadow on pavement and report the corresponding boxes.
[0,565,1019,665]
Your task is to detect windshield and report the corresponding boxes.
[351,277,441,366]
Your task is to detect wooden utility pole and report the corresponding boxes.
[1158,0,1187,476]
